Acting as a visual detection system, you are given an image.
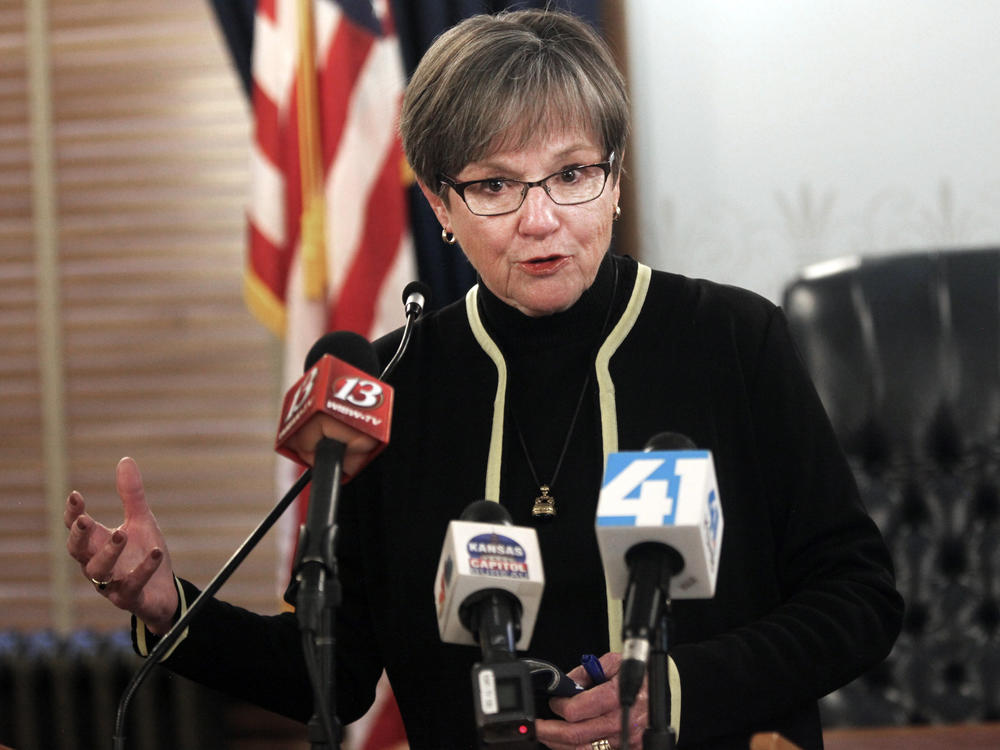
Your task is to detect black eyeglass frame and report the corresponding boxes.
[437,152,616,217]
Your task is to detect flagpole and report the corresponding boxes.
[297,0,328,302]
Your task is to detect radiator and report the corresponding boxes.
[0,630,225,750]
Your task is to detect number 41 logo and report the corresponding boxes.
[598,456,682,526]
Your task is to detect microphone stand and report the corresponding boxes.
[287,294,424,749]
[113,468,313,750]
[643,604,676,750]
[619,542,681,750]
[285,437,346,750]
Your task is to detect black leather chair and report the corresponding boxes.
[782,248,1000,727]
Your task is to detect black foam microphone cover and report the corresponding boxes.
[643,432,697,452]
[460,500,513,525]
[303,330,379,374]
[402,280,431,311]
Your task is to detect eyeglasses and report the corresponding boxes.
[438,153,615,217]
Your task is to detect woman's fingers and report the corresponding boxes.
[113,547,164,606]
[63,491,85,529]
[66,510,110,565]
[83,528,127,585]
[116,457,152,521]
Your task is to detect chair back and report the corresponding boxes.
[782,248,1000,726]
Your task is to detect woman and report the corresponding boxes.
[65,9,902,749]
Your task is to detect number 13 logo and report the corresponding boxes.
[333,376,384,408]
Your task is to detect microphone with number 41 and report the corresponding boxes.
[596,432,724,713]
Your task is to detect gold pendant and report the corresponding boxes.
[532,485,556,518]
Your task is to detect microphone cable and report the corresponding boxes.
[381,281,430,380]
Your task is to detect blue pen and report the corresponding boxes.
[581,653,607,685]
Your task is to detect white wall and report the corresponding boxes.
[625,0,1000,302]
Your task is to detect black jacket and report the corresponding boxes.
[143,254,902,749]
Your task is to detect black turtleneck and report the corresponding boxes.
[477,251,621,501]
[474,253,634,682]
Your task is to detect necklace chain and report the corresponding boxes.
[513,372,592,519]
[509,259,620,520]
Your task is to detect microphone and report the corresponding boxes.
[595,432,724,707]
[435,500,544,653]
[113,335,389,750]
[280,331,394,748]
[275,331,393,479]
[381,280,432,380]
[278,331,392,607]
[434,500,543,748]
[279,330,392,613]
[402,280,431,319]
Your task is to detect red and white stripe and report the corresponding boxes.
[247,2,414,747]
[247,0,413,348]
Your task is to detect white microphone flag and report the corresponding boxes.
[434,519,545,650]
[596,450,723,599]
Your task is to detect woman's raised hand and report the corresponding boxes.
[65,457,179,634]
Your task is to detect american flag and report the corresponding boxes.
[246,0,414,348]
[246,1,414,747]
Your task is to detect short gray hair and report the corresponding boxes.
[400,9,629,193]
